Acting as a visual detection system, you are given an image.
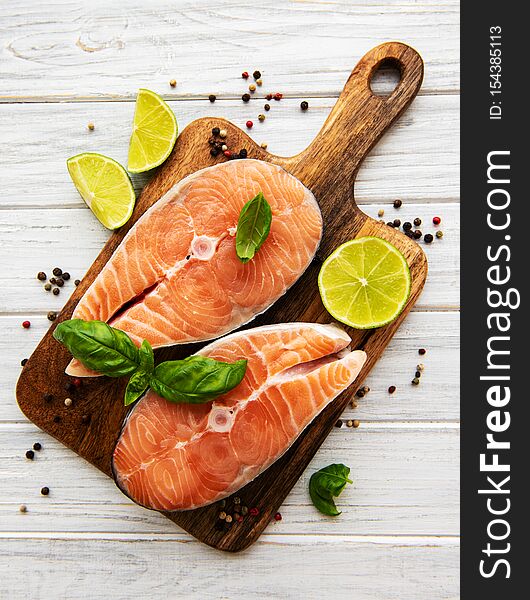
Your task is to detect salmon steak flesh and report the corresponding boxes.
[112,323,367,511]
[67,159,322,376]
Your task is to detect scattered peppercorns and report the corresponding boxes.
[37,272,47,281]
[47,311,57,322]
[53,415,61,423]
[53,288,60,296]
[249,84,256,92]
[417,364,425,371]
[212,127,220,136]
[208,94,216,103]
[256,79,263,86]
[249,507,259,516]
[424,233,434,244]
[219,129,227,139]
[388,385,396,394]
[40,487,50,496]
[436,230,444,239]
[19,504,27,513]
[43,393,54,402]
[25,450,35,460]
[221,144,228,152]
[412,377,420,385]
[33,442,42,451]
[300,101,309,111]
[264,103,270,111]
[239,149,248,158]
[210,147,220,157]
[274,512,282,521]
[65,382,76,393]
[22,320,31,329]
[223,150,232,158]
[56,278,64,287]
[234,496,241,505]
[64,397,73,407]
[242,93,250,102]
[219,511,227,520]
[386,221,394,228]
[44,283,52,292]
[74,279,81,286]
[418,348,426,355]
[87,122,95,131]
[413,230,422,240]
[21,358,28,366]
[225,514,233,523]
[433,216,441,225]
[393,199,402,208]
[353,419,360,428]
[413,218,422,226]
[403,222,412,231]
[242,71,249,79]
[415,370,421,378]
[347,419,353,428]
[378,209,385,217]
[356,388,365,398]
[335,419,343,428]
[274,92,283,101]
[53,267,62,276]
[258,114,265,122]
[169,79,177,87]
[241,505,248,516]
[246,120,253,129]
[393,219,401,228]
[260,142,268,149]
[253,70,261,80]
[81,414,91,425]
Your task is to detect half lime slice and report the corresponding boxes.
[67,153,136,230]
[127,88,178,173]
[318,237,411,329]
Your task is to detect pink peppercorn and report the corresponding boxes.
[237,516,244,523]
[433,216,441,225]
[223,150,232,158]
[274,512,282,521]
[249,507,259,516]
[242,71,249,79]
[72,378,82,388]
[22,320,31,329]
[266,94,273,101]
[246,120,253,129]
[274,92,282,101]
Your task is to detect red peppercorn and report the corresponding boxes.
[22,320,31,329]
[223,150,232,158]
[433,216,441,225]
[242,71,249,79]
[72,378,82,388]
[249,507,259,516]
[274,512,282,521]
[237,515,244,523]
[266,94,273,101]
[274,92,282,101]
[388,385,396,394]
[246,120,253,129]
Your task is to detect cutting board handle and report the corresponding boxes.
[285,42,424,197]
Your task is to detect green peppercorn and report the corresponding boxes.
[241,505,248,515]
[44,283,52,292]
[412,377,420,385]
[436,230,444,239]
[258,113,265,122]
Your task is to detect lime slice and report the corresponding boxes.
[318,237,411,329]
[127,88,178,173]
[67,153,136,230]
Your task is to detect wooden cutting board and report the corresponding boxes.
[17,42,426,552]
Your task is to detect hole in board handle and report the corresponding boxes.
[369,58,403,98]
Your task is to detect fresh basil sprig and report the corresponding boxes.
[54,319,247,406]
[309,463,353,516]
[235,191,272,263]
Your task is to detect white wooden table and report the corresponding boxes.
[0,1,460,598]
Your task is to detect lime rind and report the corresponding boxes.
[67,152,136,230]
[318,237,411,329]
[127,88,178,173]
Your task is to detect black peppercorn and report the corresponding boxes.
[74,279,81,286]
[49,277,57,285]
[300,101,309,110]
[393,199,402,208]
[405,230,414,238]
[81,414,91,425]
[403,221,412,231]
[413,230,422,240]
[65,382,76,393]
[53,415,61,423]
[415,370,421,378]
[40,487,50,496]
[393,219,401,227]
[335,419,343,428]
[388,385,396,394]
[356,389,365,398]
[56,278,64,287]
[264,103,270,111]
[62,272,70,281]
[43,393,54,402]
[242,93,251,102]
[47,311,57,321]
[25,450,35,460]
[212,127,220,136]
[52,267,62,277]
[37,272,47,281]
[239,149,248,158]
[413,218,422,226]
[419,348,427,355]
[210,147,220,157]
[424,233,434,244]
[208,94,216,103]
[386,221,394,227]
[52,288,60,296]
[253,70,261,80]
[33,442,42,451]
[21,358,28,366]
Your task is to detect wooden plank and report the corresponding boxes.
[4,312,459,423]
[0,0,459,99]
[0,424,459,537]
[16,42,431,552]
[0,95,459,208]
[0,203,459,315]
[0,535,459,600]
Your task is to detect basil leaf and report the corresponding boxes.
[309,463,353,516]
[53,319,140,377]
[124,370,151,406]
[138,339,154,374]
[150,356,247,404]
[235,192,272,263]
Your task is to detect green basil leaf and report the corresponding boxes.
[124,370,151,406]
[150,356,247,404]
[53,319,140,377]
[138,339,154,374]
[235,192,272,263]
[309,463,353,516]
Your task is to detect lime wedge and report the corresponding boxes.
[67,153,136,230]
[127,88,178,173]
[318,237,411,329]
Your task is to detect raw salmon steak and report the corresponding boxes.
[112,323,366,511]
[67,159,322,376]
